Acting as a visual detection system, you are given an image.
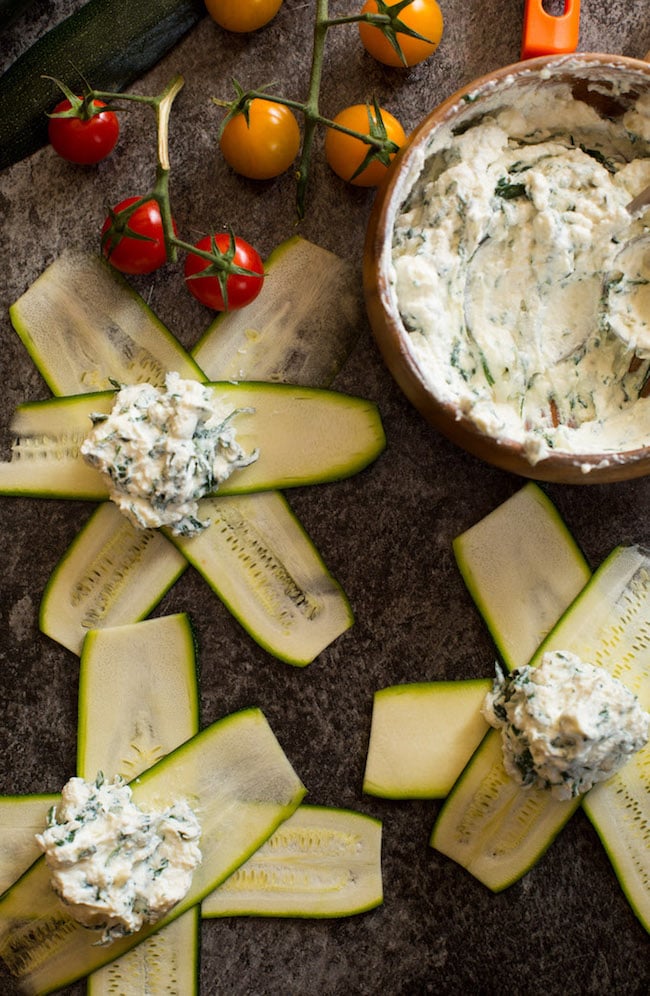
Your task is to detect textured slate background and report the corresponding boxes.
[1,2,649,994]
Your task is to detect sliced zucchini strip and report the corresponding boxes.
[78,614,200,996]
[203,805,383,918]
[0,795,55,894]
[77,614,199,794]
[85,913,200,996]
[0,708,306,995]
[40,502,187,655]
[9,250,204,396]
[431,729,580,891]
[432,543,650,898]
[186,237,364,664]
[193,236,361,385]
[0,383,384,498]
[172,492,352,666]
[581,755,650,934]
[363,680,491,799]
[453,482,591,671]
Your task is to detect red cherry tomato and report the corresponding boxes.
[101,197,173,275]
[48,98,119,165]
[184,233,264,311]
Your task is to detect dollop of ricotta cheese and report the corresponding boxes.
[36,774,201,944]
[80,372,258,536]
[391,80,650,465]
[482,650,649,800]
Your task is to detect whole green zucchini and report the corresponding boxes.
[0,0,205,172]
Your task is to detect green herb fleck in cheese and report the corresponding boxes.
[391,82,650,465]
[482,650,650,800]
[36,773,201,944]
[80,372,258,536]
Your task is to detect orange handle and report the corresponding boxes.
[521,0,580,59]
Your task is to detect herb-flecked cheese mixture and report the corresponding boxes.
[482,650,650,800]
[36,774,201,944]
[80,372,258,535]
[391,81,650,466]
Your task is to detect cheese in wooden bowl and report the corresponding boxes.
[364,54,650,483]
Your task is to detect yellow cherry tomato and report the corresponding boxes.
[204,0,282,32]
[324,103,406,187]
[359,0,443,67]
[220,100,301,180]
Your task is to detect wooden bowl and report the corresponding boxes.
[364,53,650,484]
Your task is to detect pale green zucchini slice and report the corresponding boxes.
[77,613,199,779]
[85,911,200,996]
[9,249,204,395]
[581,756,650,933]
[78,613,200,996]
[183,236,364,664]
[192,235,361,384]
[40,502,187,655]
[432,728,580,891]
[0,383,385,499]
[203,805,383,918]
[453,482,591,671]
[363,680,491,799]
[431,543,650,896]
[0,707,306,995]
[172,491,352,666]
[0,796,55,894]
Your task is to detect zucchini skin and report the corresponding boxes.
[0,0,205,172]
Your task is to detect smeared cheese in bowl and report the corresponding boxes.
[390,77,650,467]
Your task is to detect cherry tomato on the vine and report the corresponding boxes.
[359,0,443,67]
[324,104,406,187]
[204,0,282,32]
[48,98,119,165]
[220,99,301,180]
[101,197,174,275]
[184,233,264,311]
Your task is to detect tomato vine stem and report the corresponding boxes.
[50,3,423,276]
[216,0,415,218]
[53,73,260,288]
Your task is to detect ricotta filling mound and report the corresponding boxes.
[482,650,650,800]
[80,372,258,536]
[391,82,650,465]
[36,774,202,944]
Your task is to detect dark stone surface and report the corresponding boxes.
[1,2,649,994]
